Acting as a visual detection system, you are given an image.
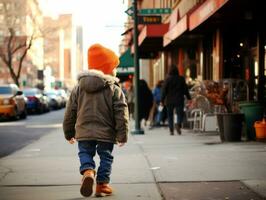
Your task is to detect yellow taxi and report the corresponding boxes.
[0,84,27,120]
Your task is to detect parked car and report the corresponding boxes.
[23,88,50,114]
[0,84,27,120]
[56,89,68,107]
[44,90,63,110]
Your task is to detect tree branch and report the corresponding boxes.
[11,42,27,54]
[17,35,34,81]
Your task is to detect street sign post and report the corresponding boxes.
[131,0,144,135]
[138,15,162,24]
[139,8,171,15]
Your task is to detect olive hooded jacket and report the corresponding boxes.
[63,70,129,144]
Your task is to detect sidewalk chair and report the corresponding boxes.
[192,108,203,132]
[193,94,218,132]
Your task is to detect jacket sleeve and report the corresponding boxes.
[161,78,169,104]
[63,86,78,140]
[113,85,129,143]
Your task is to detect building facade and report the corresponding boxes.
[121,0,266,101]
[43,14,83,90]
[0,0,43,87]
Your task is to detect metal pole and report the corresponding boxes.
[131,0,144,134]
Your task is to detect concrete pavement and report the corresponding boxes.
[0,123,266,199]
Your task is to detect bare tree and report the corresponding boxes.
[0,0,42,87]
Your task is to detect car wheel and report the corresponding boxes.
[37,105,44,114]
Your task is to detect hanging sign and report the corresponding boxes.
[138,15,162,24]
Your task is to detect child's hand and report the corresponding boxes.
[68,138,75,144]
[117,142,125,147]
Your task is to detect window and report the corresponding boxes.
[15,18,20,24]
[5,3,11,11]
[0,86,12,95]
[0,14,4,23]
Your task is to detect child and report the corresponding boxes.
[63,43,129,197]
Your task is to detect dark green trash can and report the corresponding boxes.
[239,102,265,140]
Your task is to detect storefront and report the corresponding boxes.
[117,48,134,82]
[163,0,266,101]
[137,23,169,87]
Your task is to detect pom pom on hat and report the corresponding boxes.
[88,43,119,74]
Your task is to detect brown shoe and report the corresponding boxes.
[175,124,181,135]
[80,169,95,197]
[95,183,113,197]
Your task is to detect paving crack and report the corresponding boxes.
[0,166,13,182]
[132,135,165,200]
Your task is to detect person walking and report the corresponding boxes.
[63,43,129,197]
[149,80,164,127]
[161,65,191,135]
[125,82,134,119]
[139,79,153,126]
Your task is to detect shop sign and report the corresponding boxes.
[117,66,135,74]
[138,15,161,24]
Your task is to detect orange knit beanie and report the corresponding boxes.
[88,43,119,74]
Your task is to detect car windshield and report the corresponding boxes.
[23,89,37,96]
[57,90,66,96]
[0,87,12,94]
[45,91,57,96]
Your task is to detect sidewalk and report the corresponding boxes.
[0,124,266,199]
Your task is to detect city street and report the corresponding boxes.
[0,110,64,158]
[1,0,266,199]
[0,109,266,199]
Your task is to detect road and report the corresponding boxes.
[0,109,65,158]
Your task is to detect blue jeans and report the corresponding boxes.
[155,110,162,125]
[78,140,114,184]
[166,104,184,131]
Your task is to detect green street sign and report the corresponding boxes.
[125,6,134,16]
[139,8,171,15]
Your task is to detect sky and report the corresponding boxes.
[39,0,128,55]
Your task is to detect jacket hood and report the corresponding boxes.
[78,69,119,93]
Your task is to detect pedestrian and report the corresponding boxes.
[152,80,164,126]
[63,43,129,197]
[125,82,134,119]
[161,65,191,135]
[139,79,153,126]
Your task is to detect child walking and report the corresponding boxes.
[63,43,129,197]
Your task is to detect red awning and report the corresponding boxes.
[189,0,229,31]
[131,24,169,58]
[163,15,188,47]
[138,24,169,46]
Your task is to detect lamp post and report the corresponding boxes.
[131,0,144,135]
